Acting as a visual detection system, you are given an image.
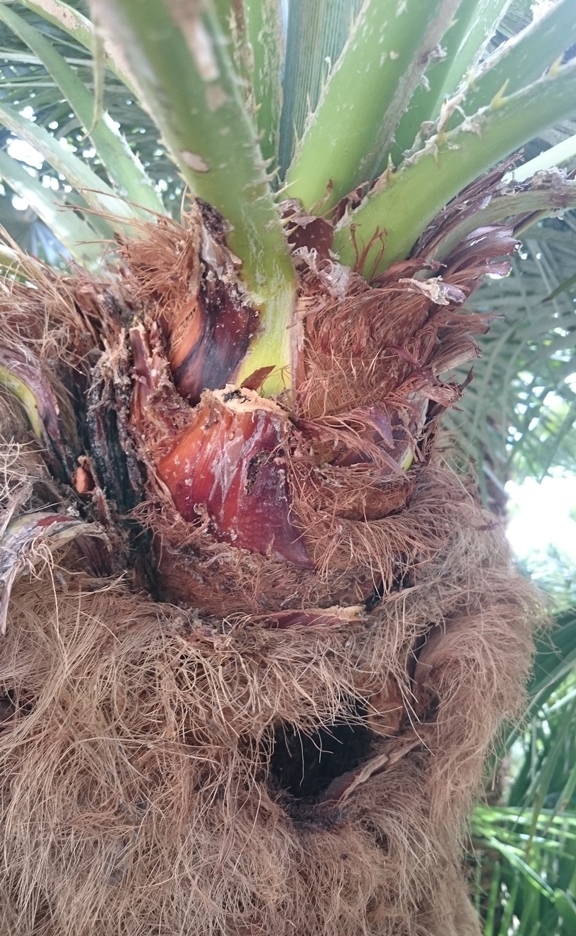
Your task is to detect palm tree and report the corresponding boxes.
[0,1,576,933]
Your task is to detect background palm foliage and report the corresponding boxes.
[473,605,576,935]
[455,220,576,498]
[1,1,576,933]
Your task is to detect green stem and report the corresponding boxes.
[505,133,576,183]
[244,0,283,171]
[435,0,513,106]
[333,61,576,276]
[91,0,296,395]
[214,0,283,171]
[278,0,364,177]
[390,0,512,164]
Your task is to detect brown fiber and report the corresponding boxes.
[0,214,538,934]
[0,455,537,935]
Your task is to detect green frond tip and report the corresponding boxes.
[333,60,576,277]
[91,0,296,394]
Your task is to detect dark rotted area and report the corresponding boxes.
[269,718,375,800]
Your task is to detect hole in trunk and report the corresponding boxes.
[269,718,375,800]
[0,693,15,729]
[0,689,33,730]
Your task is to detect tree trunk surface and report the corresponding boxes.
[0,214,537,935]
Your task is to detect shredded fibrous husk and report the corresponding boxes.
[0,453,538,935]
[0,212,539,934]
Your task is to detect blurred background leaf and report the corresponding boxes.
[451,211,576,499]
[472,606,576,935]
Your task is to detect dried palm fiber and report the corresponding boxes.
[0,205,538,935]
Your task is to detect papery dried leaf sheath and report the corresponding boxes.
[156,389,312,566]
[120,208,260,405]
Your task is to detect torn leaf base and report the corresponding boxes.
[0,512,106,634]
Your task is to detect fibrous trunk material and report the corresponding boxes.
[0,204,537,935]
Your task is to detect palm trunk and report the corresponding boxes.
[0,199,538,935]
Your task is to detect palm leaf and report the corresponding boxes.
[0,148,103,264]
